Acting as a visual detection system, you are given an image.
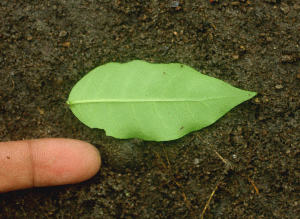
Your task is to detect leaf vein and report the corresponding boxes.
[153,102,169,130]
[67,95,247,105]
[185,102,197,126]
[105,102,123,136]
[202,101,217,114]
[130,103,145,135]
[88,103,96,119]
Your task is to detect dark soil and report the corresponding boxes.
[1,0,299,218]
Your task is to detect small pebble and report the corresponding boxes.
[275,84,283,89]
[281,54,295,62]
[232,54,239,60]
[59,30,68,37]
[280,3,290,14]
[194,158,200,165]
[63,42,71,47]
[56,76,63,85]
[168,1,179,8]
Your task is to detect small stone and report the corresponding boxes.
[266,37,273,42]
[194,158,200,165]
[59,30,68,37]
[280,3,290,14]
[275,84,283,89]
[63,42,71,47]
[56,76,63,85]
[281,54,295,62]
[232,54,239,60]
[27,35,33,41]
[294,4,300,11]
[168,1,179,8]
[10,28,17,34]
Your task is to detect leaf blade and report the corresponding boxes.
[68,60,256,141]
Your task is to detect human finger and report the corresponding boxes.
[0,138,101,193]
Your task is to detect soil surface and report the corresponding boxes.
[1,0,299,218]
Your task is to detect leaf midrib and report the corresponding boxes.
[67,95,250,105]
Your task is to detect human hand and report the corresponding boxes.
[0,138,101,193]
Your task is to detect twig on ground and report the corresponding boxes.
[201,182,220,219]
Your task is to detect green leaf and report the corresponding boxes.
[67,60,256,141]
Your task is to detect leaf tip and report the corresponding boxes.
[250,91,258,98]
